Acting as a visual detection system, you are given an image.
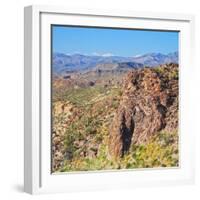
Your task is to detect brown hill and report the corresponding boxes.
[109,63,178,158]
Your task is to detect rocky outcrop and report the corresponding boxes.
[52,101,74,171]
[109,63,178,158]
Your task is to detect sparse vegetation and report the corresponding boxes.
[52,64,179,173]
[154,63,178,81]
[58,130,178,172]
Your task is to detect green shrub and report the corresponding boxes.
[53,85,178,173]
[58,130,178,172]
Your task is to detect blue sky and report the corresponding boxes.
[52,25,178,57]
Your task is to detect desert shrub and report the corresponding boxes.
[154,66,165,75]
[54,84,178,173]
[169,70,178,80]
[121,131,179,169]
[58,130,178,172]
[154,65,178,81]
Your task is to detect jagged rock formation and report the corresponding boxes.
[109,63,178,158]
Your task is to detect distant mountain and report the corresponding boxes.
[89,62,143,73]
[131,52,178,67]
[80,62,144,79]
[53,52,178,74]
[53,53,133,74]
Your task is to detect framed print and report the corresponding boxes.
[24,5,195,194]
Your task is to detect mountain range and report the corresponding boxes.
[53,52,178,74]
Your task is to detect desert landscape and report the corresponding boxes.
[51,51,179,172]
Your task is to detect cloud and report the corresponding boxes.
[102,53,114,57]
[92,52,114,57]
[133,54,142,58]
[92,52,100,56]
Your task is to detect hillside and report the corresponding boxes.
[52,63,179,172]
[109,63,178,157]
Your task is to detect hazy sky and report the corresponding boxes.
[52,25,179,57]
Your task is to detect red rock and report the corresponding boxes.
[109,63,178,158]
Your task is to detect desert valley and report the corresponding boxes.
[52,52,179,172]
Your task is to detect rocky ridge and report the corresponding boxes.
[109,63,178,158]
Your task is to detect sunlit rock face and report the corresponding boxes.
[109,63,178,158]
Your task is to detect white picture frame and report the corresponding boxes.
[24,5,195,194]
